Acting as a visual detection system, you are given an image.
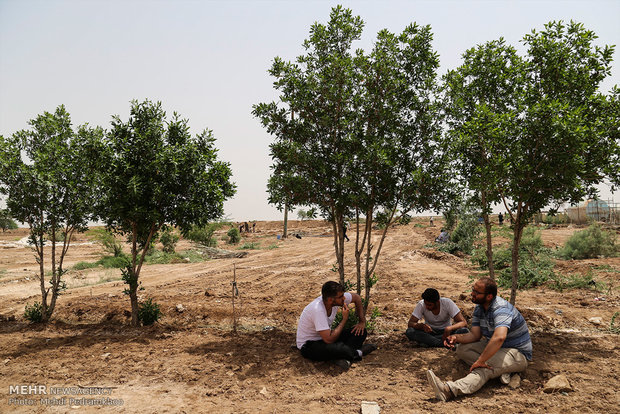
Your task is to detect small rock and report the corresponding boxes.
[361,401,381,414]
[204,290,213,297]
[508,373,521,389]
[101,353,111,359]
[543,374,572,393]
[259,386,268,396]
[588,317,603,325]
[3,358,10,364]
[176,304,185,313]
[579,301,588,307]
[554,309,563,315]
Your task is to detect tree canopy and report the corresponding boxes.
[97,99,236,325]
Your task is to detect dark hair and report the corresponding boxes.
[322,281,344,300]
[479,277,497,298]
[421,288,440,303]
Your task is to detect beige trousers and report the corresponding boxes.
[446,338,528,397]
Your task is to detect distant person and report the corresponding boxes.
[426,277,532,402]
[239,224,244,233]
[406,288,468,348]
[244,222,249,233]
[296,281,376,370]
[498,212,504,226]
[435,229,449,243]
[429,216,434,227]
[343,222,349,242]
[252,222,256,233]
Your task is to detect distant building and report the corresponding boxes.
[565,199,618,224]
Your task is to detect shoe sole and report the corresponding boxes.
[333,359,351,371]
[426,370,447,402]
[500,373,511,385]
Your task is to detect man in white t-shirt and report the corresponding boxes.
[296,281,376,370]
[406,288,468,347]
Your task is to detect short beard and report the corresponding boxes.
[472,296,486,305]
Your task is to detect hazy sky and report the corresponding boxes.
[1,0,618,220]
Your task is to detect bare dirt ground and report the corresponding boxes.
[0,218,618,413]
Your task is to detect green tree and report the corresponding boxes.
[254,7,446,308]
[442,39,524,279]
[98,100,235,325]
[502,21,616,303]
[0,208,19,232]
[0,106,102,321]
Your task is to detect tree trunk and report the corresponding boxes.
[510,212,525,305]
[129,287,139,326]
[283,203,289,239]
[481,193,495,280]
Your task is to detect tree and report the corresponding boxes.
[502,21,616,303]
[254,6,446,308]
[442,39,524,279]
[98,100,235,326]
[0,208,19,232]
[0,106,102,321]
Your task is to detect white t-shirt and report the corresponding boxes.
[411,297,461,330]
[296,292,352,349]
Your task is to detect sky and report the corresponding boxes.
[1,0,619,221]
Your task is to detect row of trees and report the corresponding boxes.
[0,101,236,324]
[254,6,619,305]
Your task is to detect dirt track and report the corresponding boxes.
[1,219,619,413]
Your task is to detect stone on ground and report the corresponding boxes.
[543,374,572,393]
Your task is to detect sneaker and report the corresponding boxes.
[426,370,452,402]
[361,343,377,356]
[333,359,351,371]
[500,373,511,385]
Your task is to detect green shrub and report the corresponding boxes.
[495,227,555,289]
[398,213,411,226]
[24,302,44,323]
[437,212,479,255]
[138,298,161,326]
[160,227,179,253]
[549,271,598,292]
[90,228,124,257]
[144,250,184,264]
[98,254,131,268]
[186,223,222,247]
[442,209,458,231]
[610,312,620,334]
[0,209,19,232]
[559,223,618,260]
[74,261,100,270]
[374,210,390,229]
[227,227,241,244]
[239,242,259,250]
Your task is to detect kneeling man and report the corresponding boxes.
[427,277,532,401]
[296,281,376,370]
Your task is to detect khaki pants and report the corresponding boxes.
[447,338,528,397]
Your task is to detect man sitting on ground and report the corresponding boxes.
[435,229,449,243]
[406,288,468,347]
[296,281,376,370]
[426,277,532,401]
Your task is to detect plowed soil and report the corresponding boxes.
[1,218,618,413]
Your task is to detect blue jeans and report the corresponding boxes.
[405,327,469,348]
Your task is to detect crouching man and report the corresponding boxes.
[427,277,532,401]
[296,281,376,370]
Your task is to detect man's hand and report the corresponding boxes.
[416,323,432,333]
[444,334,457,349]
[351,321,365,335]
[470,359,492,372]
[442,327,452,340]
[341,304,350,322]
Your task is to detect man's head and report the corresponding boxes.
[421,288,440,311]
[322,281,345,306]
[471,277,497,305]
